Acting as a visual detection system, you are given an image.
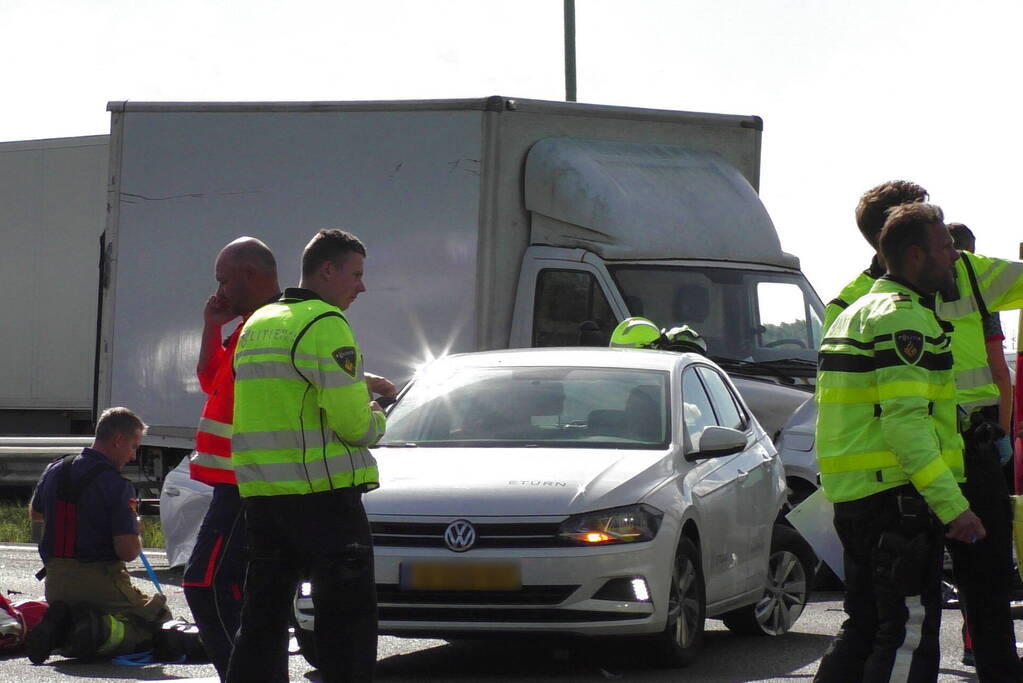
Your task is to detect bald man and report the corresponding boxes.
[184,237,281,681]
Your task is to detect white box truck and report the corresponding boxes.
[97,96,823,498]
[0,135,108,485]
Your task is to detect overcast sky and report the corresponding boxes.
[4,0,1022,341]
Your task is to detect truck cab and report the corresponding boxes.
[505,137,823,501]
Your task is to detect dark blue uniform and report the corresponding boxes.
[32,448,138,562]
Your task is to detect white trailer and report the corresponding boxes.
[0,136,108,485]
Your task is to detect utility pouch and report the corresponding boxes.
[894,492,932,537]
[875,530,929,597]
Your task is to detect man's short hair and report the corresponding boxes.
[301,229,367,278]
[879,203,945,273]
[947,222,976,253]
[94,407,148,441]
[855,180,929,247]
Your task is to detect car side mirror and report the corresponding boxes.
[686,426,747,461]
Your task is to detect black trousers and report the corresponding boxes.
[226,488,377,683]
[947,416,1021,682]
[183,484,246,681]
[814,487,943,683]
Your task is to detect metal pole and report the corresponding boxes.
[564,0,577,102]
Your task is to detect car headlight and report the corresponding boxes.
[558,504,663,545]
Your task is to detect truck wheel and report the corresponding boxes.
[650,536,705,667]
[722,525,812,636]
[290,615,318,669]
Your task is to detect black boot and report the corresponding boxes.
[26,601,72,665]
[67,603,111,661]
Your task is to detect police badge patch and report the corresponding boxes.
[893,330,924,366]
[332,347,357,377]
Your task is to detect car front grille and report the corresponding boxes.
[296,583,651,625]
[375,583,577,605]
[371,521,564,549]
[378,606,646,623]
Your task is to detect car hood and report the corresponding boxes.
[730,376,813,440]
[366,447,675,517]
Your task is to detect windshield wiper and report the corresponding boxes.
[708,356,798,384]
[758,357,818,367]
[376,442,418,447]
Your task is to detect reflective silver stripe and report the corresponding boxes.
[981,264,1023,306]
[191,451,234,471]
[197,416,233,439]
[233,429,333,452]
[233,449,377,485]
[955,365,995,391]
[889,596,926,682]
[960,395,1000,413]
[233,346,290,360]
[936,296,977,320]
[235,360,301,381]
[236,357,360,389]
[309,366,361,389]
[349,412,385,447]
[293,352,324,364]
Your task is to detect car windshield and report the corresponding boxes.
[380,365,670,448]
[608,264,824,363]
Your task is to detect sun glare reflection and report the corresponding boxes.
[399,295,471,377]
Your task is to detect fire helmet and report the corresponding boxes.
[609,317,664,349]
[662,324,707,355]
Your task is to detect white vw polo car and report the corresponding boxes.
[293,347,812,668]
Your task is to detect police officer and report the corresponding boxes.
[822,180,928,333]
[824,181,1023,680]
[183,237,280,681]
[227,229,387,683]
[26,407,172,664]
[947,221,1016,667]
[946,222,1014,469]
[814,203,986,682]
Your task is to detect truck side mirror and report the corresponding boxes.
[685,426,747,461]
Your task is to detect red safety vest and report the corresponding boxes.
[189,323,244,486]
[51,454,114,558]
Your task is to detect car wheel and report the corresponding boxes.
[722,525,812,636]
[290,614,318,668]
[650,536,705,667]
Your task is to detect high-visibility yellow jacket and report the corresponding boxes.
[231,288,385,498]
[822,258,884,333]
[823,252,1023,416]
[816,277,969,523]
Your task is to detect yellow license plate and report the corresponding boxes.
[400,561,521,591]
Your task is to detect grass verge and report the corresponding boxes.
[0,499,164,548]
[0,498,31,543]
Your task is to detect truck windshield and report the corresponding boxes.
[608,265,824,364]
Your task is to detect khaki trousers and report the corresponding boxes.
[44,558,171,655]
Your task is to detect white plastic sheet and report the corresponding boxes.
[159,455,213,569]
[785,487,844,582]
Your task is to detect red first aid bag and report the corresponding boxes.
[0,593,48,654]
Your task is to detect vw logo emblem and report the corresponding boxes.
[444,519,477,552]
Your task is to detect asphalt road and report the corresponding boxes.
[0,542,1009,682]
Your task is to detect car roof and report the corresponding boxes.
[426,347,702,372]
